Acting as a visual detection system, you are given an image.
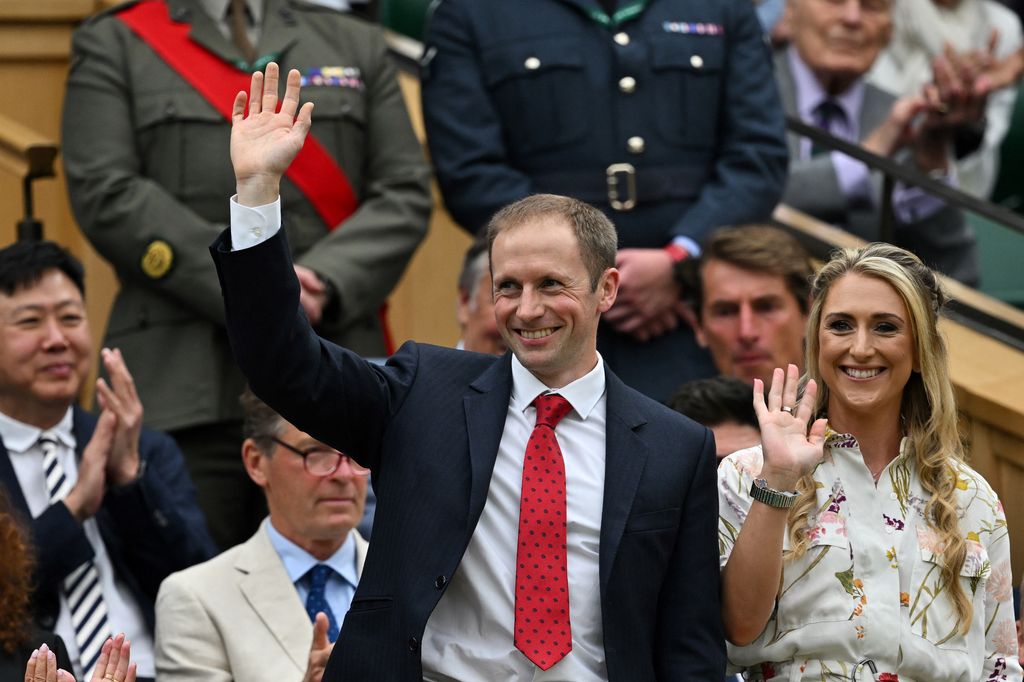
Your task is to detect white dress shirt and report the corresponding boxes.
[229,198,609,679]
[421,355,607,681]
[1,409,154,678]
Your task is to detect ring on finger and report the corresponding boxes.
[935,102,950,115]
[781,406,795,414]
[104,675,117,681]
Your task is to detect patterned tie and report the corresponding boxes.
[39,432,111,678]
[810,99,846,157]
[514,393,574,670]
[304,564,339,642]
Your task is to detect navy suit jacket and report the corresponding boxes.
[0,407,216,633]
[212,229,725,681]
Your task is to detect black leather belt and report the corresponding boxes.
[532,164,707,211]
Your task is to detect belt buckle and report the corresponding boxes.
[606,163,637,211]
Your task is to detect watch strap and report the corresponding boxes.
[750,478,798,509]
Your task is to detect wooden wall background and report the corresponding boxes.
[2,4,1023,583]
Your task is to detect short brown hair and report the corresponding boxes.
[486,194,617,290]
[690,224,814,319]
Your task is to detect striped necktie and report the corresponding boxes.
[40,431,111,677]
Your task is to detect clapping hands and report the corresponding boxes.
[24,634,136,682]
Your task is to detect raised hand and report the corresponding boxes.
[230,62,314,207]
[753,364,827,490]
[302,612,335,682]
[95,348,142,486]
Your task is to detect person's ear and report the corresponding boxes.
[597,268,620,313]
[242,438,270,488]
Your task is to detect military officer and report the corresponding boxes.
[61,0,431,548]
[421,0,789,402]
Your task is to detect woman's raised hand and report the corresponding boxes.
[753,364,828,490]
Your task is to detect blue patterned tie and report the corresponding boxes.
[304,564,339,642]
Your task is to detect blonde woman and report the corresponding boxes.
[718,243,1020,681]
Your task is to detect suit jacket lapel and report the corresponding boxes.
[598,369,648,588]
[773,51,802,159]
[236,528,311,673]
[0,437,31,518]
[463,354,514,532]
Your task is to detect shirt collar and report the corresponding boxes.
[264,518,358,589]
[198,0,264,26]
[788,45,865,132]
[510,352,606,421]
[0,408,75,454]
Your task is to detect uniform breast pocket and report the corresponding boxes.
[776,532,857,632]
[648,34,725,147]
[303,87,367,178]
[133,88,228,200]
[481,39,589,157]
[908,529,988,652]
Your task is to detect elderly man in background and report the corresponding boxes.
[156,390,369,682]
[776,0,983,284]
[0,241,215,681]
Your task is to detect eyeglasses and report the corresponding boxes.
[270,437,370,477]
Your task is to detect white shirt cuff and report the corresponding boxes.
[229,195,282,250]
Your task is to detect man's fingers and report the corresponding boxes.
[262,62,280,114]
[232,90,248,123]
[248,70,263,115]
[281,68,303,118]
[310,612,330,649]
[295,101,315,137]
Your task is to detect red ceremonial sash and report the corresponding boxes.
[116,0,395,353]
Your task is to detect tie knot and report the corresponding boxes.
[306,564,333,590]
[814,99,845,130]
[532,393,573,429]
[38,431,58,453]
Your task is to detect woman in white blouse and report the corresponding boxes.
[718,243,1021,681]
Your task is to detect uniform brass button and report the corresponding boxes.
[614,32,630,46]
[524,56,541,70]
[627,136,645,154]
[690,54,704,69]
[619,76,636,93]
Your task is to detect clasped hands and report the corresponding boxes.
[864,38,998,171]
[64,349,142,523]
[24,633,135,682]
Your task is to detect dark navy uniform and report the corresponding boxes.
[422,0,788,401]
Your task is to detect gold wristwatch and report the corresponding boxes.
[750,478,798,509]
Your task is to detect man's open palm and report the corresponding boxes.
[230,62,313,204]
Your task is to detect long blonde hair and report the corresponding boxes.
[788,243,970,632]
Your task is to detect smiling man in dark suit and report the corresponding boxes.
[211,64,722,681]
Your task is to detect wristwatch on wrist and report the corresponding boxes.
[750,478,798,509]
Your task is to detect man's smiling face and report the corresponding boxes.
[490,216,618,388]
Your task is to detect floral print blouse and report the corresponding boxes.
[718,431,1022,682]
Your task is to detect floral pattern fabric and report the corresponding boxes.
[718,433,1022,681]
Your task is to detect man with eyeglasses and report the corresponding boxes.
[153,390,369,682]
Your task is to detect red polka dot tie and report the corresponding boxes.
[515,393,574,670]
